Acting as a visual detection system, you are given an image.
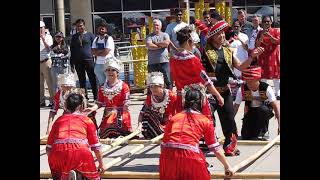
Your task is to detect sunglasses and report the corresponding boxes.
[263,20,271,23]
[55,36,63,38]
[106,68,117,72]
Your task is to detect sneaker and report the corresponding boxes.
[68,170,77,180]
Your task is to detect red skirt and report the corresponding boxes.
[48,144,99,180]
[160,148,210,180]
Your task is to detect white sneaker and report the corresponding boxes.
[68,170,77,180]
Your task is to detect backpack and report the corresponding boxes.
[94,35,119,58]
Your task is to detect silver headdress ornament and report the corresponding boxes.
[147,72,164,86]
[188,24,200,44]
[181,83,207,107]
[63,88,87,110]
[104,56,122,72]
[57,73,76,87]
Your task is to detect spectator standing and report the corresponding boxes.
[165,8,188,55]
[146,19,172,90]
[40,20,54,107]
[248,15,263,50]
[50,31,71,92]
[70,18,98,101]
[92,22,115,86]
[255,16,280,99]
[237,9,253,37]
[229,20,249,78]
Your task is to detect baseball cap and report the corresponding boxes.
[40,21,45,27]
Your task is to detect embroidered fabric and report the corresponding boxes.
[150,89,170,114]
[161,142,200,153]
[102,80,123,100]
[53,138,89,145]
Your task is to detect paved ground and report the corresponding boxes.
[40,81,280,180]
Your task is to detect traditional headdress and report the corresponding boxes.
[104,57,121,72]
[181,83,206,107]
[147,72,164,86]
[207,20,229,39]
[242,66,262,80]
[194,19,209,36]
[57,73,76,87]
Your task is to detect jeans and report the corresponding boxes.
[51,66,69,92]
[148,62,172,90]
[94,64,106,86]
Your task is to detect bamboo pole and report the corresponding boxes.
[40,171,280,179]
[40,135,48,140]
[41,138,280,146]
[105,134,164,169]
[231,135,280,173]
[98,130,142,158]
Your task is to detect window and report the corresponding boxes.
[232,0,245,6]
[93,0,122,12]
[123,12,151,35]
[246,0,274,6]
[123,0,150,11]
[40,0,54,14]
[151,0,179,10]
[93,13,123,38]
[64,0,70,13]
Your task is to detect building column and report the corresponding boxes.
[55,0,65,35]
[69,0,93,33]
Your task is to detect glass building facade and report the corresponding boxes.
[40,0,280,37]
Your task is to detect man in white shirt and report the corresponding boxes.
[229,20,249,78]
[40,21,54,107]
[233,66,280,140]
[92,22,115,86]
[248,15,263,50]
[165,8,188,55]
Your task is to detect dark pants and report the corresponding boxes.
[211,90,238,149]
[148,62,172,90]
[74,59,98,100]
[241,105,274,140]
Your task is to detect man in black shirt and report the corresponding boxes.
[70,18,98,101]
[202,20,264,156]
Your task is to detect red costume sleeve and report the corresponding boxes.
[202,116,221,152]
[272,28,280,45]
[46,121,57,149]
[85,117,101,151]
[121,83,130,106]
[97,87,104,104]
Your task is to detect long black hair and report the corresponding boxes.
[184,88,205,130]
[176,26,192,46]
[65,93,84,113]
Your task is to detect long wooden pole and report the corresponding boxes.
[105,134,164,169]
[40,171,280,179]
[231,135,280,173]
[40,138,280,146]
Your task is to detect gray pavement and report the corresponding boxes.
[40,82,280,179]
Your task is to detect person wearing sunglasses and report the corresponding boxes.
[255,16,280,100]
[165,8,188,56]
[50,31,71,93]
[95,59,133,139]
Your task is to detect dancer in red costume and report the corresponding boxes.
[96,58,132,138]
[47,93,105,180]
[160,84,234,180]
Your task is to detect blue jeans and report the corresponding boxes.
[51,66,69,92]
[148,62,172,89]
[94,64,106,85]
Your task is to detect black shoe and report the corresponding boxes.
[40,102,46,107]
[276,96,280,100]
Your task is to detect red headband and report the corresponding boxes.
[242,66,262,80]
